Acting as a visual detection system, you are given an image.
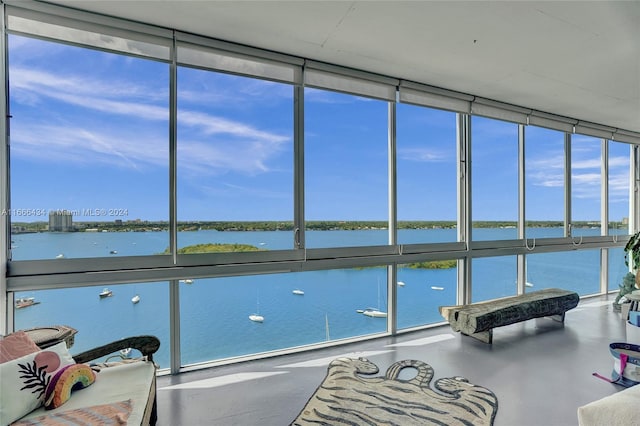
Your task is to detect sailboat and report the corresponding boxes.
[362,280,387,318]
[325,314,330,341]
[249,293,264,322]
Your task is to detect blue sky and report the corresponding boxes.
[8,34,631,224]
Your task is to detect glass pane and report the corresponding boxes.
[571,135,601,236]
[179,268,388,365]
[526,250,600,296]
[525,126,565,238]
[304,88,388,248]
[396,104,457,244]
[609,247,630,293]
[13,282,170,368]
[397,260,457,329]
[609,141,631,235]
[9,35,169,260]
[177,68,294,253]
[471,256,517,302]
[471,117,519,240]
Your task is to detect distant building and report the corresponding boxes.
[49,210,74,232]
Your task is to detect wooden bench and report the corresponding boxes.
[439,288,579,343]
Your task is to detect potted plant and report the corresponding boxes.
[614,272,637,311]
[624,231,640,288]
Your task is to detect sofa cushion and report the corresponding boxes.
[0,342,75,425]
[19,360,156,426]
[12,399,133,426]
[0,331,41,363]
[577,384,640,426]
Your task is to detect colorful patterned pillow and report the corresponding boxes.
[44,363,96,409]
[11,399,133,426]
[0,342,75,425]
[0,331,41,364]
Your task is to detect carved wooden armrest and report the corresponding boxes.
[72,335,160,364]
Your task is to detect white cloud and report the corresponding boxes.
[10,66,290,176]
[398,147,450,162]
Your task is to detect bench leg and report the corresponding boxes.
[549,312,566,323]
[462,329,493,344]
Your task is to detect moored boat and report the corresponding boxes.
[362,307,387,318]
[99,288,113,298]
[292,289,304,295]
[15,297,40,309]
[132,294,140,304]
[249,314,264,322]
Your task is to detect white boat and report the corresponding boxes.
[120,348,132,357]
[431,286,444,291]
[325,313,330,341]
[109,250,118,254]
[55,253,64,259]
[249,293,264,322]
[526,281,534,288]
[249,314,264,322]
[181,279,194,285]
[292,289,304,295]
[15,297,39,309]
[132,294,140,304]
[397,281,405,286]
[362,281,387,318]
[362,307,387,318]
[99,288,113,298]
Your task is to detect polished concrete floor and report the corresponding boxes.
[156,294,630,426]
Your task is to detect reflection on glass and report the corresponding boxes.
[304,88,388,248]
[179,269,388,365]
[13,282,169,368]
[571,135,601,237]
[471,256,517,302]
[396,104,457,244]
[525,126,565,238]
[397,260,457,329]
[9,35,169,259]
[471,117,518,240]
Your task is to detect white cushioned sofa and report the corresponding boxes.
[0,333,160,426]
[578,384,640,426]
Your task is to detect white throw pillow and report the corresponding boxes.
[0,341,75,425]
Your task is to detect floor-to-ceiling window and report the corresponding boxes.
[4,2,637,373]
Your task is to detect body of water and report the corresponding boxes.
[11,228,627,369]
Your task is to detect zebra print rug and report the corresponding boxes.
[291,358,498,426]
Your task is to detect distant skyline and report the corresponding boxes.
[7,34,631,225]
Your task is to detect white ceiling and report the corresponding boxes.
[51,0,640,133]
